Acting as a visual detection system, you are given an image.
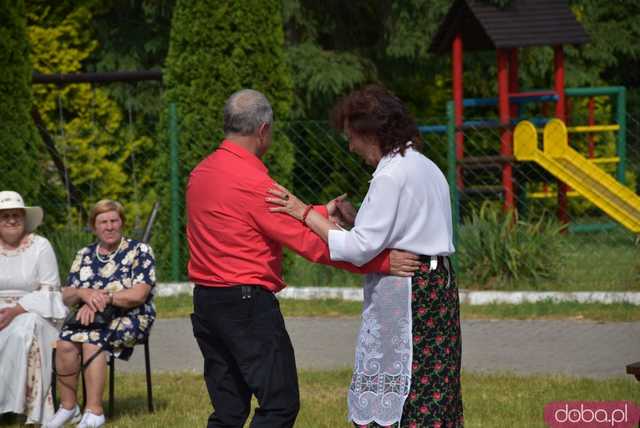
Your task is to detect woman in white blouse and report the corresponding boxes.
[0,191,67,425]
[268,86,463,428]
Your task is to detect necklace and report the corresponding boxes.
[96,238,123,263]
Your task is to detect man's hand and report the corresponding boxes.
[326,193,351,228]
[335,197,356,228]
[388,250,421,277]
[326,193,346,218]
[326,194,356,229]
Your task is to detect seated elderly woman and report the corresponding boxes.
[0,191,66,425]
[46,200,156,428]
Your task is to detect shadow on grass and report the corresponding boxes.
[108,396,167,418]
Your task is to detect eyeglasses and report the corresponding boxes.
[0,212,24,224]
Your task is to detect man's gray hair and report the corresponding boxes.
[223,89,273,136]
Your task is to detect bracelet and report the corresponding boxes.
[301,205,313,223]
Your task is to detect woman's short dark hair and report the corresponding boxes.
[331,85,422,156]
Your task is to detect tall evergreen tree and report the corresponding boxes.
[157,0,294,278]
[0,0,41,197]
[164,0,294,173]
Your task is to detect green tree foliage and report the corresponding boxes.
[0,0,42,198]
[283,0,454,119]
[27,5,157,229]
[88,0,172,116]
[284,0,639,119]
[28,1,161,231]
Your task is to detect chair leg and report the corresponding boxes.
[144,339,154,412]
[51,348,58,409]
[81,349,87,410]
[108,356,115,417]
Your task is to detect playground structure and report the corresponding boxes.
[423,0,637,236]
[515,119,640,233]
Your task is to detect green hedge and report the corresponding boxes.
[156,0,294,279]
[0,0,41,197]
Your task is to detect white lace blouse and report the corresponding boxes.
[0,234,66,319]
[327,146,454,426]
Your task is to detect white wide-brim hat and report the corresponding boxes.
[0,191,44,233]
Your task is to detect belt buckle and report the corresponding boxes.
[429,256,438,272]
[241,286,252,300]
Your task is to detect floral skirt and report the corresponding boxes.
[59,312,153,360]
[358,256,464,428]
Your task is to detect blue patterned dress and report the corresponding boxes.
[59,238,156,360]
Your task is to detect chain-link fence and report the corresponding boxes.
[447,89,640,291]
[5,82,639,291]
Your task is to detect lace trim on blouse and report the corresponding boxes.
[0,233,35,257]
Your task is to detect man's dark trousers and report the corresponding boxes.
[191,285,300,428]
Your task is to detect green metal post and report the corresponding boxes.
[568,222,618,234]
[566,86,624,97]
[168,102,180,281]
[615,87,627,184]
[446,101,459,270]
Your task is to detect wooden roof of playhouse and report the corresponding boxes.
[430,0,590,54]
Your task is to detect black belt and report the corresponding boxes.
[194,284,270,300]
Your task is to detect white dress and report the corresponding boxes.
[0,234,67,425]
[328,146,454,426]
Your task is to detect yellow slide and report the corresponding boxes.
[514,119,640,233]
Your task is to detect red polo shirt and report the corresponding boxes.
[186,140,391,292]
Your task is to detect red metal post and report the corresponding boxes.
[508,48,519,213]
[509,48,519,118]
[453,34,464,190]
[588,96,595,158]
[498,49,514,211]
[554,45,569,224]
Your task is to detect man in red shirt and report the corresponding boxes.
[187,89,419,428]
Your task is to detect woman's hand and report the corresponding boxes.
[266,183,308,221]
[76,304,96,326]
[79,288,109,312]
[389,250,422,277]
[0,305,26,331]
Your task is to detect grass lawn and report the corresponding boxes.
[459,300,640,322]
[155,294,640,322]
[2,370,637,427]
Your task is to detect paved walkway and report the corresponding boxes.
[117,318,640,379]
